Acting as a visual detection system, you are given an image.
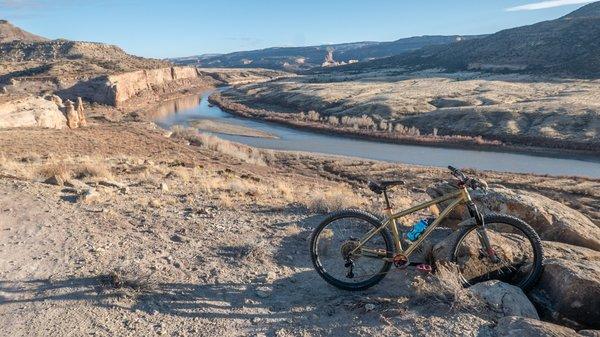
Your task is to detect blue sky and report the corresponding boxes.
[0,0,594,58]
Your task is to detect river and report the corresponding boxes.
[152,91,600,178]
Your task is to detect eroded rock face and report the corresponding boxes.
[64,99,79,129]
[0,96,66,129]
[427,183,600,251]
[468,280,539,319]
[494,316,580,337]
[530,242,600,330]
[75,97,87,126]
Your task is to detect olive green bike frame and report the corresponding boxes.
[350,186,473,260]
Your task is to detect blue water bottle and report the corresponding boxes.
[406,218,433,241]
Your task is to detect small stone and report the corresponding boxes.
[160,182,169,192]
[44,175,64,186]
[255,288,271,298]
[79,188,99,204]
[364,303,376,312]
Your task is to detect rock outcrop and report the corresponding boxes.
[0,95,66,129]
[468,280,539,319]
[64,66,214,106]
[494,316,581,337]
[530,241,600,329]
[75,97,87,127]
[427,183,600,251]
[64,99,79,129]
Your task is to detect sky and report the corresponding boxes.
[0,0,595,58]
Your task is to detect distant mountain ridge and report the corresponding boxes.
[171,35,485,71]
[330,1,600,77]
[0,20,169,78]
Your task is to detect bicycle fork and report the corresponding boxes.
[467,201,500,263]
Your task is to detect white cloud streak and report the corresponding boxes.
[506,0,594,11]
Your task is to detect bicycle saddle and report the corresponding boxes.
[367,179,405,194]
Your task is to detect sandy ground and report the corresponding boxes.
[189,119,278,139]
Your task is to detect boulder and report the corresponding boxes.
[494,316,580,337]
[427,183,600,251]
[468,280,539,319]
[579,330,600,337]
[0,96,66,129]
[530,242,600,329]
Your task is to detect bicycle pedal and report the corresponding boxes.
[415,264,433,273]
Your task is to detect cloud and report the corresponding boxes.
[506,0,594,11]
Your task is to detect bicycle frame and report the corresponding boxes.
[350,186,474,260]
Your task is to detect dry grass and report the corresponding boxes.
[411,263,482,311]
[305,186,366,213]
[171,126,266,165]
[104,266,157,298]
[0,155,34,179]
[36,161,70,181]
[72,160,113,180]
[31,156,114,182]
[166,166,191,182]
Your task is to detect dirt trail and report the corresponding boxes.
[0,177,443,336]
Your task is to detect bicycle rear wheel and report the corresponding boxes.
[450,213,544,291]
[310,209,394,291]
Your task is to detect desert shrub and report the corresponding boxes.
[340,115,375,129]
[104,266,157,297]
[36,161,70,181]
[306,187,365,213]
[307,110,320,121]
[327,116,339,125]
[72,160,113,180]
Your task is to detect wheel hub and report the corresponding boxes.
[340,239,360,258]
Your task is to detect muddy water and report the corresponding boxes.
[154,91,600,178]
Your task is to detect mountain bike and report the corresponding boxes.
[309,166,544,291]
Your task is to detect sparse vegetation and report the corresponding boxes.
[171,125,266,165]
[306,186,366,213]
[411,263,481,310]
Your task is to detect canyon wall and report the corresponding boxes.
[63,66,214,107]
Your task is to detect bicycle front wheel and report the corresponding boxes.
[451,213,544,291]
[310,209,394,291]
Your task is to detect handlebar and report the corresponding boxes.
[447,166,488,190]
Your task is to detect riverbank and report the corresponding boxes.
[208,90,600,159]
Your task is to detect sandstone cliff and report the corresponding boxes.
[62,67,290,107]
[62,66,215,106]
